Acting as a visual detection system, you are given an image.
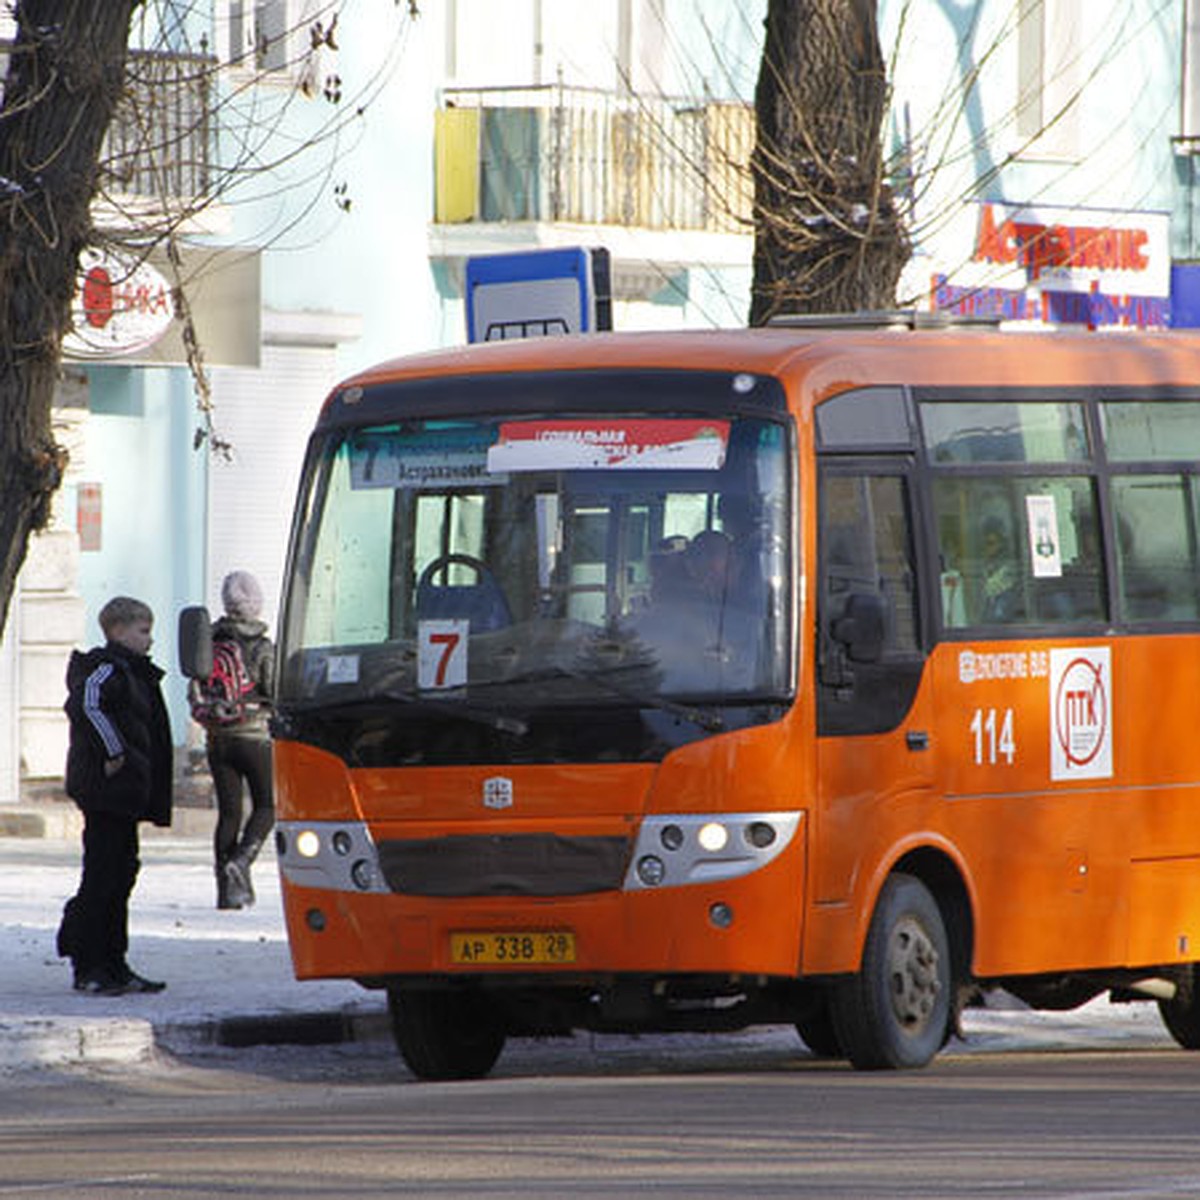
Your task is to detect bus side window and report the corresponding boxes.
[933,477,1105,629]
[1112,475,1199,622]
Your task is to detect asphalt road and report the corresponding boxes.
[1,1036,1198,1198]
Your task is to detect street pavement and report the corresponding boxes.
[0,802,388,1073]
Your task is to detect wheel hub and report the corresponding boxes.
[887,915,940,1032]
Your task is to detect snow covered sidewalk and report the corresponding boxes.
[0,830,385,1071]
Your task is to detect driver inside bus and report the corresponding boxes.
[684,529,734,606]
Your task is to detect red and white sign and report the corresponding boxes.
[1050,647,1112,781]
[487,419,730,473]
[972,202,1170,297]
[76,481,102,552]
[63,248,174,359]
[418,619,468,690]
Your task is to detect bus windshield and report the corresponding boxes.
[278,412,792,746]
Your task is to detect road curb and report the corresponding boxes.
[205,1009,391,1048]
[0,1016,156,1071]
[0,1009,390,1073]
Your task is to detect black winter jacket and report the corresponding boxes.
[63,642,173,825]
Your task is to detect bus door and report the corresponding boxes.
[812,457,934,916]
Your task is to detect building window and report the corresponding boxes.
[1183,0,1200,146]
[1015,0,1081,158]
[220,0,320,83]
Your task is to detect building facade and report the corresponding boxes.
[11,0,1200,804]
[0,0,766,802]
[882,0,1196,330]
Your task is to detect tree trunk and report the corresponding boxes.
[0,2,138,636]
[749,0,910,325]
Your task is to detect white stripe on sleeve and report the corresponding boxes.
[83,663,124,757]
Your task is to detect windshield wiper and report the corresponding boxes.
[277,689,529,737]
[485,664,726,733]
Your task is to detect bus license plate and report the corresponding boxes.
[450,931,576,965]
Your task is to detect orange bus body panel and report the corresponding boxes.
[275,715,810,981]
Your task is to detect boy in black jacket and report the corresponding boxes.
[56,596,173,995]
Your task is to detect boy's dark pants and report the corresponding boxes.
[59,811,140,976]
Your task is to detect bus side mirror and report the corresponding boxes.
[831,591,885,663]
[178,605,213,679]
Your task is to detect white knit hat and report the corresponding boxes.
[221,570,263,619]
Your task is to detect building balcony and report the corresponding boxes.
[100,48,215,203]
[431,84,755,283]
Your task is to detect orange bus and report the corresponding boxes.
[269,319,1200,1078]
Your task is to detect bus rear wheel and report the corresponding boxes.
[1158,965,1200,1049]
[832,873,951,1070]
[388,987,506,1081]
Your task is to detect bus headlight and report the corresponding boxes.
[296,829,321,858]
[623,812,801,891]
[636,855,666,887]
[745,821,776,849]
[276,820,390,895]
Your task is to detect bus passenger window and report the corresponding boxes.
[1112,475,1198,621]
[933,476,1104,629]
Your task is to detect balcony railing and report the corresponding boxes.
[101,49,215,201]
[436,84,754,234]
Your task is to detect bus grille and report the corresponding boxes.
[376,834,630,897]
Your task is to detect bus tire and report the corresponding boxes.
[832,872,951,1070]
[388,987,506,1081]
[1158,965,1200,1050]
[794,989,842,1058]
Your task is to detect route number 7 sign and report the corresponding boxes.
[418,619,469,690]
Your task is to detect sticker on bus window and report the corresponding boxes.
[349,430,505,490]
[418,619,469,690]
[1050,646,1112,781]
[1026,494,1063,578]
[325,654,360,685]
[486,419,730,472]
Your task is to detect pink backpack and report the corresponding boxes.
[189,638,253,726]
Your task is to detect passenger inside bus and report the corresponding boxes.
[939,528,967,628]
[978,516,1023,623]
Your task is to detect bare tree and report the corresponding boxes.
[0,3,139,637]
[0,1,415,637]
[749,0,910,324]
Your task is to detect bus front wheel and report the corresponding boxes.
[832,873,951,1070]
[388,988,506,1081]
[1159,965,1200,1049]
[794,988,842,1058]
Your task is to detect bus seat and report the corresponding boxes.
[416,568,512,632]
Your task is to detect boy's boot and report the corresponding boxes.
[56,896,79,958]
